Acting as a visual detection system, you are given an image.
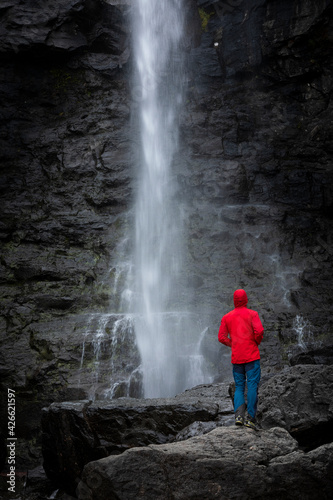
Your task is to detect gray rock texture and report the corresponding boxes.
[41,383,233,493]
[77,427,333,500]
[258,364,333,450]
[289,340,333,366]
[0,0,136,467]
[0,0,131,65]
[41,365,333,497]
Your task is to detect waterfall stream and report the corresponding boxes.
[293,315,313,349]
[132,0,212,397]
[79,0,214,400]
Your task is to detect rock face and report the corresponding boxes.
[78,427,333,500]
[183,0,333,333]
[0,0,130,65]
[0,0,136,467]
[289,340,333,366]
[257,364,333,451]
[41,383,233,493]
[1,0,333,470]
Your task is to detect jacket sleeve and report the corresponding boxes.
[218,316,232,347]
[252,312,264,345]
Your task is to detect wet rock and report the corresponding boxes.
[289,341,333,366]
[77,426,333,500]
[212,0,332,82]
[257,365,333,451]
[0,0,86,53]
[41,372,333,498]
[41,383,232,493]
[0,0,134,464]
[0,0,130,65]
[24,466,54,500]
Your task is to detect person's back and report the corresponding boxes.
[218,289,264,429]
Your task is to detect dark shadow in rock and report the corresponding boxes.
[289,342,333,366]
[291,420,333,452]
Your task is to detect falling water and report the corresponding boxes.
[293,314,313,349]
[132,0,212,397]
[79,312,139,400]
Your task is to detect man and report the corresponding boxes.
[218,289,264,429]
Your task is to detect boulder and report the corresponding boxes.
[77,426,333,500]
[257,365,333,450]
[41,383,233,493]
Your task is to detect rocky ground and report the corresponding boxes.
[13,361,332,499]
[78,427,333,500]
[0,347,332,498]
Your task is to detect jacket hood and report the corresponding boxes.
[233,289,248,308]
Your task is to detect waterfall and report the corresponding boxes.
[132,0,212,397]
[78,312,139,400]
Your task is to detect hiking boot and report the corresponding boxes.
[234,403,246,427]
[235,415,244,426]
[244,415,257,430]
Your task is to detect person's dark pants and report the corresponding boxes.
[233,359,261,419]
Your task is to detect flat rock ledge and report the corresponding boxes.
[41,383,233,493]
[78,426,333,500]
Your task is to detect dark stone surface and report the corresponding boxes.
[41,366,333,497]
[41,383,233,494]
[0,0,136,467]
[78,427,333,500]
[257,364,333,451]
[289,341,333,366]
[0,0,131,66]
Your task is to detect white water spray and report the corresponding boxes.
[293,314,313,349]
[79,312,138,400]
[132,0,212,397]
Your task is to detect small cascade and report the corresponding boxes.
[79,312,141,400]
[269,254,300,307]
[90,314,110,399]
[186,327,214,388]
[79,313,111,400]
[293,314,313,350]
[287,314,326,365]
[104,314,141,399]
[77,214,142,400]
[109,230,134,313]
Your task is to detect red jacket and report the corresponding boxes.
[218,289,264,364]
